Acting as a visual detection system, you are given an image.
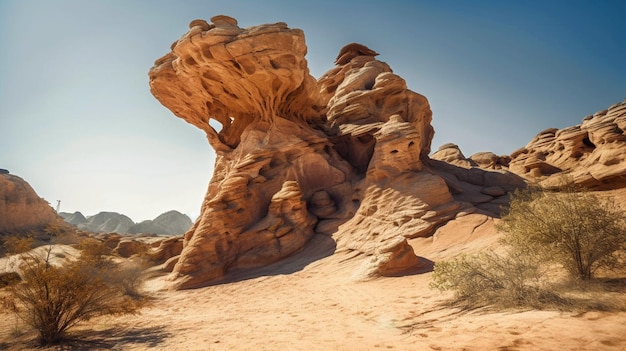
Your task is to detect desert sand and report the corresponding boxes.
[2,211,624,350]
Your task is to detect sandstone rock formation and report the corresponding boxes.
[149,16,525,289]
[508,99,626,189]
[0,173,69,235]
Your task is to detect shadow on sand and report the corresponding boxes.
[53,325,172,350]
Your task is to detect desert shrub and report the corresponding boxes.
[430,249,558,309]
[112,259,150,298]
[432,185,626,310]
[497,186,626,281]
[7,246,144,345]
[75,238,111,261]
[3,236,34,255]
[0,272,22,288]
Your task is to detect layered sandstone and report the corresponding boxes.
[149,16,524,289]
[508,99,626,189]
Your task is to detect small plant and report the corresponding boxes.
[431,185,626,311]
[7,245,144,345]
[430,249,558,309]
[497,185,626,281]
[3,236,34,255]
[0,272,22,288]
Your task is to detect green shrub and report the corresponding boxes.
[497,186,626,281]
[431,185,626,311]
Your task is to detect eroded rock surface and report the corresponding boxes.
[149,16,523,289]
[508,99,626,189]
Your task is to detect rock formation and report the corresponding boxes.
[149,16,525,289]
[430,99,626,191]
[0,173,69,235]
[508,99,626,189]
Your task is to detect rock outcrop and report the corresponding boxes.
[0,173,69,235]
[149,16,525,289]
[508,99,626,189]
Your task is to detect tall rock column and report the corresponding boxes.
[149,16,352,289]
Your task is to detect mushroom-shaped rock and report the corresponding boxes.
[150,16,490,289]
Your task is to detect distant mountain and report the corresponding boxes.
[78,212,135,233]
[61,210,192,235]
[59,211,87,226]
[128,210,193,235]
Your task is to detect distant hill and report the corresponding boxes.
[0,173,71,235]
[61,210,192,235]
[128,210,193,235]
[59,211,87,226]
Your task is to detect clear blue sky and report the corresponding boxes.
[1,0,624,221]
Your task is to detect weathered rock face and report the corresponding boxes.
[149,16,523,289]
[0,173,68,235]
[508,99,626,189]
[150,16,352,289]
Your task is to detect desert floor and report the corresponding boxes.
[2,210,625,350]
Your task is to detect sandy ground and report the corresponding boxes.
[1,212,625,350]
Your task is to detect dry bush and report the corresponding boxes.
[0,272,21,288]
[497,185,626,281]
[430,250,561,309]
[432,185,626,311]
[7,246,145,345]
[75,237,111,260]
[3,236,34,255]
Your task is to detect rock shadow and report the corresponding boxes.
[383,256,435,278]
[208,233,337,286]
[427,159,527,218]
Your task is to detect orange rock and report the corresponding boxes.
[149,16,523,289]
[0,173,69,235]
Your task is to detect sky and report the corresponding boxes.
[1,0,625,222]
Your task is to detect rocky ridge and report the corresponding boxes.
[60,210,192,235]
[149,16,528,289]
[431,99,626,190]
[508,99,626,189]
